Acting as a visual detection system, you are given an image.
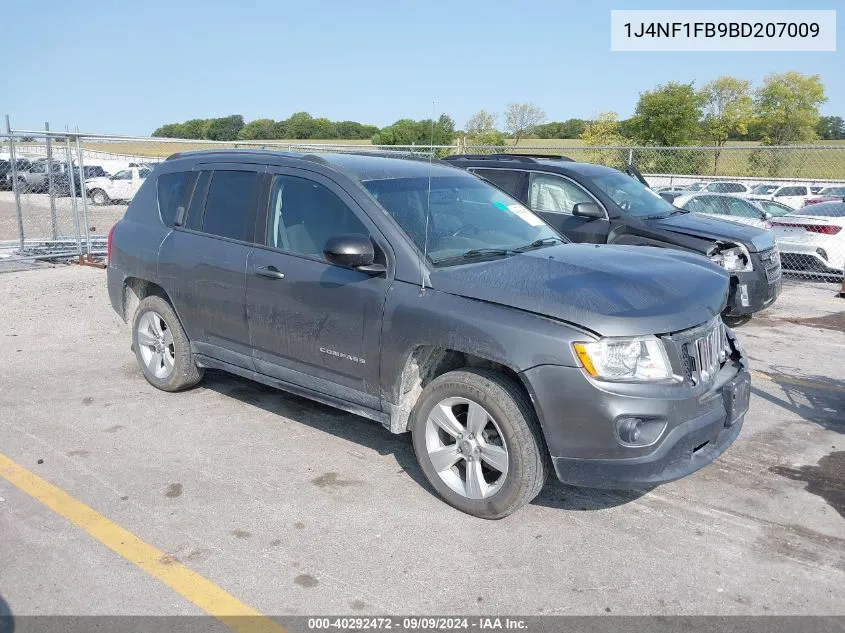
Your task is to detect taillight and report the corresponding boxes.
[771,221,841,235]
[107,224,116,261]
[807,224,842,235]
[804,198,824,206]
[763,221,772,230]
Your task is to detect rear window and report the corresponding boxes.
[791,202,845,217]
[777,186,807,197]
[157,171,198,227]
[472,169,526,200]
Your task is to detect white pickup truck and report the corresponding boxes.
[86,166,152,204]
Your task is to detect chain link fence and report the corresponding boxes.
[2,122,844,284]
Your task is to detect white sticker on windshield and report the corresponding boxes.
[508,203,545,226]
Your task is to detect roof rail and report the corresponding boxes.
[163,148,331,165]
[443,153,574,163]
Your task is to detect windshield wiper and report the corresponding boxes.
[668,208,689,215]
[461,248,514,259]
[513,237,565,252]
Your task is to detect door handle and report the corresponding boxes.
[255,266,285,280]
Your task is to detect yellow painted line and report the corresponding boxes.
[751,369,845,393]
[0,452,286,633]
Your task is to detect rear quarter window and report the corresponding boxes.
[157,171,198,227]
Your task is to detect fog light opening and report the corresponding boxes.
[616,416,667,447]
[738,284,750,307]
[815,248,828,261]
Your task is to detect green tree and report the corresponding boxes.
[700,76,753,173]
[284,112,316,139]
[753,72,827,145]
[205,115,244,141]
[535,119,587,139]
[464,110,507,145]
[580,112,628,168]
[372,114,455,147]
[237,118,277,140]
[504,103,546,145]
[629,82,704,146]
[815,115,844,140]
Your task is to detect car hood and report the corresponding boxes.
[650,212,773,252]
[430,244,729,337]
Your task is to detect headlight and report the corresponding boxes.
[572,336,673,382]
[710,244,753,272]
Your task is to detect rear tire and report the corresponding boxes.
[411,369,549,519]
[132,296,203,392]
[90,188,109,205]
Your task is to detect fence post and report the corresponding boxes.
[6,115,25,250]
[45,122,58,240]
[74,131,92,258]
[627,148,634,167]
[64,132,83,260]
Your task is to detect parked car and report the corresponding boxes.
[817,185,845,197]
[7,159,75,193]
[698,181,751,194]
[53,164,111,196]
[107,150,750,518]
[682,182,708,192]
[748,184,779,196]
[86,166,151,204]
[1,158,33,190]
[771,201,845,277]
[444,154,781,317]
[654,186,685,193]
[748,184,811,209]
[674,193,792,229]
[801,186,845,208]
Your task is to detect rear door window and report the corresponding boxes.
[199,170,260,242]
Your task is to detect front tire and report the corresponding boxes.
[132,296,203,392]
[411,369,549,519]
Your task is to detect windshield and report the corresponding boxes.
[363,175,562,264]
[590,171,679,218]
[751,184,777,195]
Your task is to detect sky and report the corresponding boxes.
[2,0,842,136]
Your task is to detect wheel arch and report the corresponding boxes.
[122,277,178,325]
[385,345,534,434]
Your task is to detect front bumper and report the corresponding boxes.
[522,341,749,489]
[723,253,781,316]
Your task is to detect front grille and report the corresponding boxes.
[674,318,729,386]
[759,245,782,283]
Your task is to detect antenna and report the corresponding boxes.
[421,100,435,291]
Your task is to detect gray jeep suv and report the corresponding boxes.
[107,150,750,518]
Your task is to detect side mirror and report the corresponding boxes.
[572,202,604,219]
[323,234,385,274]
